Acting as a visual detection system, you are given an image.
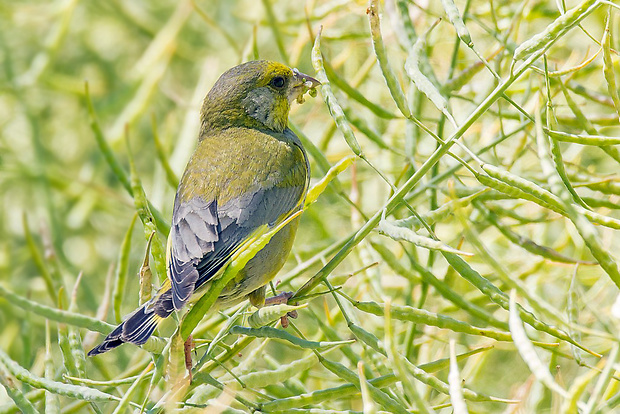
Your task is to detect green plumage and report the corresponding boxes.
[178,127,308,207]
[88,60,319,356]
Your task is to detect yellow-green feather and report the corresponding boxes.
[177,127,307,206]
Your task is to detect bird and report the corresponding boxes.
[88,60,319,356]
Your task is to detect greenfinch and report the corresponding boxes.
[88,60,319,356]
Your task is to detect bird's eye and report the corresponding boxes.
[271,76,286,88]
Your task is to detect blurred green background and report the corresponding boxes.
[1,0,619,412]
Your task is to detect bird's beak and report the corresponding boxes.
[289,68,321,104]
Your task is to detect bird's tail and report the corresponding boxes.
[88,282,175,356]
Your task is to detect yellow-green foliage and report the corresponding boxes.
[0,0,619,412]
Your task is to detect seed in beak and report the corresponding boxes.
[291,68,321,104]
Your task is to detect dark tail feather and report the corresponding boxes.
[88,289,175,356]
[87,323,126,356]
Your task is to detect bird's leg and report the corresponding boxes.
[263,290,293,306]
[263,291,298,328]
[184,335,194,382]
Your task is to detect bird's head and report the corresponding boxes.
[200,60,320,134]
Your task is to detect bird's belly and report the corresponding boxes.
[213,216,300,308]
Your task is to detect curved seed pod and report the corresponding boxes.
[348,322,386,356]
[0,370,39,414]
[602,10,620,121]
[0,284,165,354]
[371,241,503,328]
[349,298,512,341]
[230,326,352,349]
[305,156,355,207]
[481,164,566,212]
[405,20,457,127]
[477,172,620,230]
[311,27,363,157]
[111,363,153,414]
[482,208,588,264]
[227,352,316,389]
[384,300,434,414]
[440,0,473,47]
[443,61,485,94]
[0,347,117,402]
[394,190,487,230]
[260,347,505,411]
[440,252,597,356]
[379,218,473,256]
[513,0,599,61]
[324,63,397,119]
[126,137,167,282]
[317,356,410,414]
[44,322,60,414]
[509,291,568,398]
[449,340,469,414]
[367,0,411,118]
[545,129,620,145]
[113,214,137,323]
[537,84,590,210]
[248,304,307,328]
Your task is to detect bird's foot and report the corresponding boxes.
[264,290,294,306]
[264,291,298,328]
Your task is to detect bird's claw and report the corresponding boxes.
[264,291,298,328]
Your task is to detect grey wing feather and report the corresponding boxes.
[185,213,218,242]
[192,184,302,285]
[179,220,203,258]
[169,198,219,310]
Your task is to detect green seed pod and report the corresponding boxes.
[367,0,411,118]
[311,28,364,157]
[230,325,351,349]
[113,214,137,323]
[603,11,620,121]
[513,0,598,61]
[379,218,473,256]
[248,304,307,328]
[318,356,410,414]
[545,129,620,146]
[0,347,117,402]
[348,322,386,356]
[405,19,457,127]
[440,0,473,47]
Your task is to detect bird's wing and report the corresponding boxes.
[167,197,218,310]
[166,128,308,311]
